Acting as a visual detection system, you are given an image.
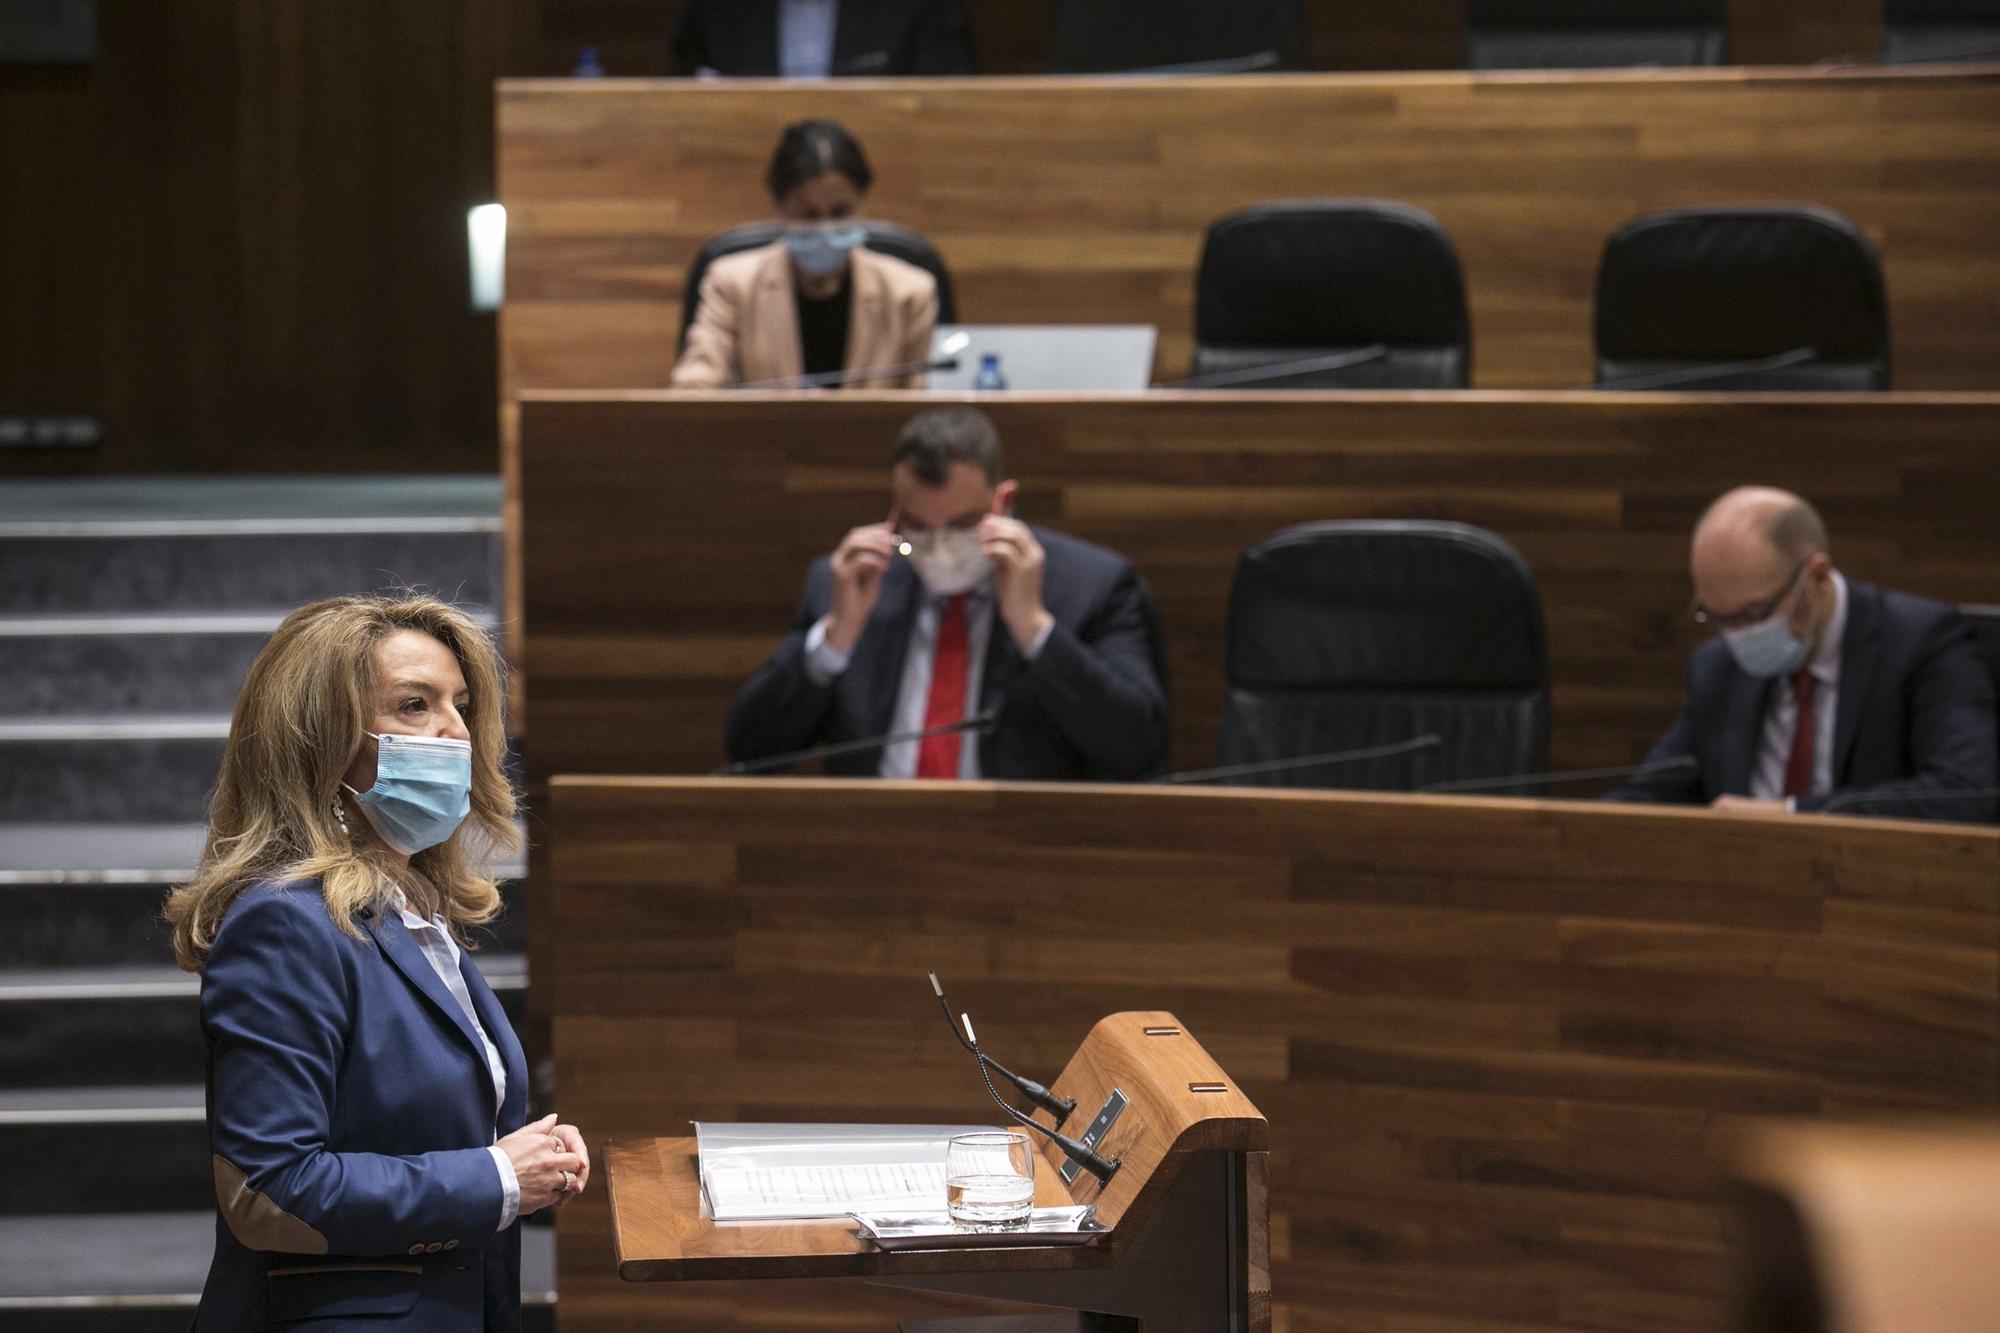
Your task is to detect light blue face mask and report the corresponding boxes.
[784,223,866,277]
[343,733,472,855]
[1721,612,1810,678]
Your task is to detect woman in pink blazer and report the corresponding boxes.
[672,120,939,390]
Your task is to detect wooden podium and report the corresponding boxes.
[602,1012,1270,1332]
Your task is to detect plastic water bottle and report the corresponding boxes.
[573,46,606,77]
[972,353,1008,391]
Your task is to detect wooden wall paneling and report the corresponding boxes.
[0,0,538,476]
[496,68,2000,406]
[1308,0,1463,71]
[1730,0,1882,66]
[544,777,2000,1331]
[516,391,2000,786]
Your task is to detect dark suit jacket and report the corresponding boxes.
[726,526,1170,781]
[670,0,975,76]
[196,881,530,1330]
[1609,579,1997,822]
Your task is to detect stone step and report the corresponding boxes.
[0,1085,208,1213]
[0,1210,554,1328]
[0,959,527,1092]
[0,866,527,970]
[0,476,502,618]
[0,726,526,824]
[0,727,228,823]
[0,526,501,615]
[0,608,493,717]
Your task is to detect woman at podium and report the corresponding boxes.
[164,595,588,1329]
[672,118,940,389]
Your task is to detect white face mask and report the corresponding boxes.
[1721,612,1810,678]
[904,527,992,596]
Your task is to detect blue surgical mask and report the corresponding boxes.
[1721,613,1810,678]
[343,733,472,855]
[784,223,866,277]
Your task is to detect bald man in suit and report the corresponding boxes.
[1610,486,1996,822]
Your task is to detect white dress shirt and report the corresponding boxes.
[779,0,839,77]
[390,892,520,1230]
[1749,571,1847,804]
[803,583,1053,778]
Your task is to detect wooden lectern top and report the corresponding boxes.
[605,1012,1266,1283]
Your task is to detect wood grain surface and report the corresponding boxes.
[604,1012,1265,1282]
[496,65,2000,405]
[0,0,536,476]
[1731,1120,2000,1332]
[515,390,2000,784]
[545,777,2000,1331]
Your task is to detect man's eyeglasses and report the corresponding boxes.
[1690,558,1809,631]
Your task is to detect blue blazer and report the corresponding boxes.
[195,880,530,1330]
[1609,580,1998,822]
[724,526,1172,781]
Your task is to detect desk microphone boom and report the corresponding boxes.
[715,713,996,776]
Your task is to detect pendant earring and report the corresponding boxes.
[332,796,351,838]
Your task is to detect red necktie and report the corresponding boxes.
[916,595,969,779]
[1782,670,1816,799]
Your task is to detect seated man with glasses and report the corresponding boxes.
[725,407,1170,781]
[1609,486,1995,821]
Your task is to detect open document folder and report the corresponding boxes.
[695,1123,1003,1222]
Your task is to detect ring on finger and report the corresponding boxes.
[560,1170,574,1193]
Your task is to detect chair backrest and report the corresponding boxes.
[1216,521,1550,792]
[1192,201,1471,390]
[1047,0,1307,74]
[1883,0,2000,61]
[1594,206,1890,391]
[1962,604,2000,709]
[677,221,958,351]
[1466,0,1727,68]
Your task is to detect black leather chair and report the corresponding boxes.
[1963,604,2000,711]
[1466,0,1727,68]
[1047,0,1307,73]
[1594,206,1891,391]
[1884,0,2000,62]
[1214,521,1550,792]
[1191,201,1471,390]
[677,221,958,351]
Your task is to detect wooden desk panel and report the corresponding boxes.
[517,391,2000,782]
[546,778,2000,1331]
[497,67,2000,401]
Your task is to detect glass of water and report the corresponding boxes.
[945,1131,1035,1229]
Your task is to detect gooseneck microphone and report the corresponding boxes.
[715,713,996,776]
[1168,344,1391,390]
[928,971,1075,1125]
[1152,733,1443,787]
[1589,346,1819,392]
[1420,753,1700,795]
[958,1011,1120,1188]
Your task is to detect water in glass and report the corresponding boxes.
[945,1131,1034,1228]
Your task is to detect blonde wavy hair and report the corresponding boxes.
[165,594,519,971]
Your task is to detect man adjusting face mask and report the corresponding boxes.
[901,525,993,596]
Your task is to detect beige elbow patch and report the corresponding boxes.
[213,1155,329,1255]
